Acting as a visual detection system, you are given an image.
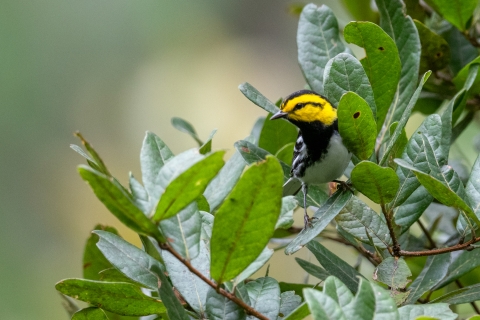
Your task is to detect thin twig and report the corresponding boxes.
[400,236,480,257]
[157,242,268,320]
[417,220,436,249]
[381,204,401,257]
[321,235,381,266]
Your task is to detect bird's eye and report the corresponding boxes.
[294,103,303,110]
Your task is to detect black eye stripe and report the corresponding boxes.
[293,102,323,111]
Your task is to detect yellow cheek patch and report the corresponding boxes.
[288,104,337,125]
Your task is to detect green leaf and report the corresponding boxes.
[380,71,431,166]
[210,156,283,283]
[297,4,350,94]
[171,117,203,145]
[83,225,118,281]
[279,282,318,298]
[158,202,201,260]
[337,92,376,160]
[98,268,139,284]
[405,253,451,304]
[351,161,399,204]
[204,151,247,212]
[444,27,478,74]
[129,173,149,213]
[341,0,378,22]
[162,240,210,314]
[205,287,246,320]
[425,0,477,31]
[431,283,480,305]
[199,129,217,154]
[140,132,174,205]
[369,282,399,319]
[74,132,111,176]
[55,279,165,316]
[398,304,457,320]
[276,142,296,164]
[344,21,401,130]
[295,258,330,281]
[278,291,302,320]
[454,57,480,95]
[151,265,190,320]
[306,241,364,293]
[234,140,328,208]
[250,116,266,145]
[395,159,480,227]
[346,278,375,320]
[374,257,411,289]
[139,235,163,264]
[153,150,225,222]
[78,166,165,242]
[324,53,377,118]
[303,289,346,320]
[71,307,108,320]
[94,230,164,290]
[245,277,281,320]
[466,153,480,219]
[285,190,353,255]
[238,83,279,114]
[283,302,310,320]
[385,122,408,168]
[414,20,450,74]
[276,196,298,230]
[336,196,392,248]
[375,0,421,132]
[259,113,298,159]
[323,276,354,308]
[434,249,480,289]
[233,246,274,286]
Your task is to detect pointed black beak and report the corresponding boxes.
[270,111,288,120]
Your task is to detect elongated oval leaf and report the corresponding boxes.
[238,83,279,114]
[234,246,274,286]
[55,279,165,316]
[285,190,352,254]
[245,277,281,319]
[153,151,225,222]
[374,257,411,290]
[158,202,201,260]
[434,249,480,289]
[71,307,108,320]
[414,20,450,74]
[94,230,164,290]
[140,131,174,202]
[210,156,283,283]
[303,288,346,320]
[295,258,330,281]
[171,117,203,145]
[278,291,302,320]
[375,0,421,131]
[324,53,377,117]
[344,21,401,130]
[431,283,480,305]
[337,92,376,160]
[83,225,118,281]
[398,304,457,320]
[351,161,399,204]
[307,241,364,293]
[405,253,450,304]
[323,276,354,308]
[78,166,165,242]
[259,113,298,159]
[297,4,350,94]
[395,159,480,227]
[204,151,246,211]
[426,0,477,31]
[206,287,246,320]
[345,278,375,320]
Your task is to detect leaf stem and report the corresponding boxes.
[381,204,400,257]
[156,241,269,320]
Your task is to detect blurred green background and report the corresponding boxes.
[2,1,479,319]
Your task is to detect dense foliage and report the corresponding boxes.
[57,1,480,319]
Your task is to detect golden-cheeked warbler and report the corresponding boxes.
[271,90,352,227]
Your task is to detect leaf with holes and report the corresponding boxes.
[344,21,401,130]
[297,4,350,94]
[414,20,450,74]
[337,92,376,160]
[374,257,411,289]
[351,161,399,204]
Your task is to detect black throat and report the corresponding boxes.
[292,119,337,163]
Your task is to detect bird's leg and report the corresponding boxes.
[302,183,310,228]
[333,179,354,193]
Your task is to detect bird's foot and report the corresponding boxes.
[332,180,354,193]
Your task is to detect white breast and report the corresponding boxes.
[300,133,351,185]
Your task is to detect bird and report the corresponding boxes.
[270,90,352,228]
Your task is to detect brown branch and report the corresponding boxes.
[400,236,480,257]
[156,241,268,320]
[381,204,401,257]
[321,235,381,266]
